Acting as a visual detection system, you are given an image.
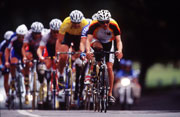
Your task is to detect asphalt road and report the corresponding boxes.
[1,110,180,117]
[1,74,180,117]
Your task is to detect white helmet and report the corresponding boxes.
[86,18,92,24]
[31,21,44,33]
[49,18,62,31]
[92,13,98,20]
[70,10,84,23]
[16,24,28,35]
[4,30,14,40]
[97,9,111,21]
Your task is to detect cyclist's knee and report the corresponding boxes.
[92,41,103,50]
[45,70,51,83]
[107,63,113,71]
[10,57,18,64]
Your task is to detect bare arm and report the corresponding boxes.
[115,35,123,59]
[37,46,45,60]
[5,48,10,63]
[86,34,93,53]
[80,37,86,52]
[0,52,3,65]
[115,35,123,52]
[22,43,28,59]
[56,33,64,52]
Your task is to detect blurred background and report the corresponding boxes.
[0,0,180,110]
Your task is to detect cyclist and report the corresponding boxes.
[86,9,123,103]
[114,60,141,102]
[4,24,28,104]
[74,18,92,100]
[55,10,88,91]
[0,30,14,104]
[22,21,44,104]
[37,18,62,103]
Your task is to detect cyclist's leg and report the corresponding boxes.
[2,54,10,97]
[23,52,33,104]
[103,41,116,103]
[3,71,10,97]
[56,44,69,76]
[106,62,114,96]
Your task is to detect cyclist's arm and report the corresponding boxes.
[86,34,93,53]
[4,48,10,63]
[22,43,29,59]
[56,33,64,51]
[80,37,86,52]
[115,35,123,53]
[0,52,2,65]
[37,46,45,59]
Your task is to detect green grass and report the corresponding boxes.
[145,63,180,88]
[132,62,180,88]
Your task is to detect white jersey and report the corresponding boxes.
[40,29,57,47]
[24,29,46,49]
[39,29,51,46]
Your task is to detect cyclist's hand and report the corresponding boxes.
[80,52,86,60]
[86,52,93,60]
[23,57,27,63]
[0,64,5,70]
[5,62,10,68]
[115,51,123,59]
[39,56,45,62]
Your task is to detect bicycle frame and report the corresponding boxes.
[92,51,115,113]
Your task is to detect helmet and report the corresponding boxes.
[86,18,92,24]
[70,10,84,23]
[92,13,98,20]
[16,24,28,35]
[119,59,126,65]
[31,21,44,33]
[97,9,111,21]
[4,30,14,40]
[49,18,62,31]
[125,60,132,67]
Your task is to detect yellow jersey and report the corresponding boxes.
[59,17,88,36]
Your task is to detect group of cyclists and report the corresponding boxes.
[0,9,123,109]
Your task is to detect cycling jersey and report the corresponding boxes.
[87,19,121,43]
[0,33,15,64]
[115,69,138,79]
[0,33,15,53]
[59,17,88,36]
[59,17,88,51]
[24,29,42,50]
[24,29,45,59]
[81,22,91,38]
[8,34,23,59]
[40,29,57,57]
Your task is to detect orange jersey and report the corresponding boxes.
[88,19,121,43]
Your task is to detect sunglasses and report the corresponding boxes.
[51,30,59,34]
[99,20,110,24]
[71,21,81,24]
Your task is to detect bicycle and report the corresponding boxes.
[83,60,93,110]
[7,60,25,109]
[27,59,38,110]
[48,56,59,110]
[57,45,81,110]
[91,51,116,113]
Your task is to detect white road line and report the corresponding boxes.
[17,110,41,117]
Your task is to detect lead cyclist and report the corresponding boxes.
[86,9,123,104]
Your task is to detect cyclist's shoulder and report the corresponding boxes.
[89,20,100,29]
[109,18,119,26]
[62,17,71,25]
[81,18,89,26]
